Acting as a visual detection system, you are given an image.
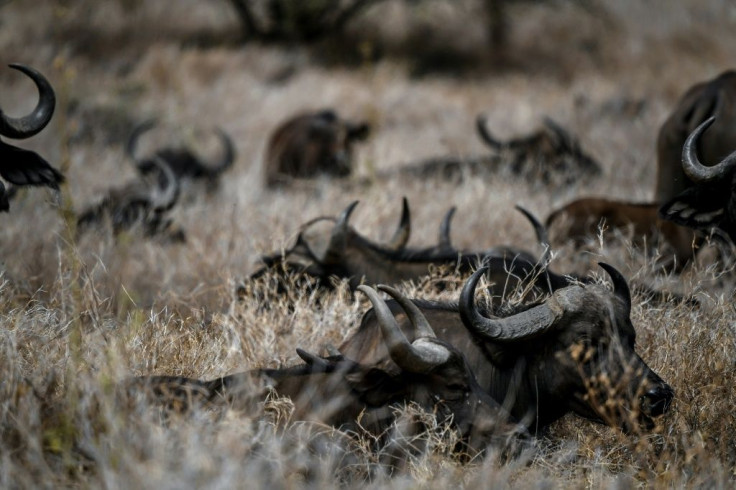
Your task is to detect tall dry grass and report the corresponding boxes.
[0,0,735,487]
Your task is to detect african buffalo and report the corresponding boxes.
[76,157,184,241]
[659,117,736,243]
[0,63,64,211]
[340,263,673,434]
[134,285,521,455]
[655,70,736,203]
[546,198,699,271]
[264,109,370,188]
[392,115,600,188]
[248,199,568,299]
[549,72,736,268]
[475,114,601,186]
[127,119,236,189]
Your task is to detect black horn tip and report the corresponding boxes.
[127,118,158,160]
[514,204,539,228]
[698,116,716,132]
[398,196,411,230]
[683,117,716,151]
[460,266,488,303]
[8,63,39,76]
[296,348,321,365]
[597,262,624,281]
[325,201,359,262]
[597,262,631,308]
[339,200,360,222]
[356,284,375,297]
[476,113,504,149]
[515,204,550,248]
[400,197,410,222]
[440,206,456,245]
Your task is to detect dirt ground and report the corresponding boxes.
[1,0,735,487]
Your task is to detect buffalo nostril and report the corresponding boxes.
[642,385,674,416]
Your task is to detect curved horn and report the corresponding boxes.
[150,156,180,212]
[515,205,551,267]
[209,127,236,175]
[597,262,631,318]
[377,285,435,338]
[682,117,736,183]
[126,119,158,162]
[296,348,330,370]
[322,200,359,264]
[386,197,411,251]
[476,114,504,150]
[439,206,456,250]
[358,285,448,373]
[0,64,56,139]
[460,267,559,342]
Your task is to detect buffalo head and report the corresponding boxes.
[341,263,673,434]
[476,114,601,187]
[264,109,370,188]
[660,116,736,243]
[460,263,674,432]
[656,70,736,203]
[0,63,64,211]
[127,119,236,189]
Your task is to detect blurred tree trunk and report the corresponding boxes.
[484,0,508,49]
[331,0,387,32]
[226,0,262,40]
[225,0,389,43]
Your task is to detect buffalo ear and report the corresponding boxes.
[659,187,725,231]
[1,143,64,188]
[345,368,404,407]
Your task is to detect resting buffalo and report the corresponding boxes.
[655,70,736,204]
[264,109,370,188]
[394,115,600,188]
[76,157,184,241]
[543,74,736,269]
[659,117,736,243]
[134,285,521,456]
[546,198,698,272]
[127,119,236,189]
[248,198,568,300]
[475,114,601,186]
[0,63,64,211]
[340,263,673,434]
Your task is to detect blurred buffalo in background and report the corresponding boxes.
[127,119,236,193]
[264,109,370,188]
[0,64,63,211]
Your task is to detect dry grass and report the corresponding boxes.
[1,0,735,487]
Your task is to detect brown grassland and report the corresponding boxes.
[1,0,735,487]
